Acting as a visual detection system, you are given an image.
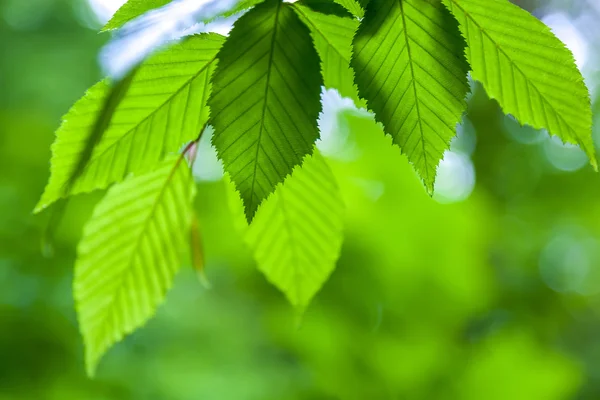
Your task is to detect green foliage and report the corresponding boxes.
[35,33,223,212]
[209,0,323,222]
[62,69,137,209]
[34,0,599,377]
[442,0,596,168]
[75,155,196,376]
[242,151,344,307]
[102,0,264,31]
[352,0,470,191]
[292,3,363,106]
[102,0,171,31]
[332,0,365,17]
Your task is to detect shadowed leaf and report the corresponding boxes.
[443,0,596,168]
[35,33,223,212]
[75,155,196,376]
[352,0,470,191]
[209,0,323,222]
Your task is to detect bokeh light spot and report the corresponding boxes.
[543,136,588,172]
[434,151,476,204]
[539,231,600,296]
[503,114,547,145]
[192,127,225,182]
[88,0,126,23]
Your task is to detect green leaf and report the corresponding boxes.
[75,155,196,376]
[245,151,345,308]
[332,0,365,17]
[101,0,265,32]
[291,3,363,106]
[299,0,354,17]
[442,0,597,169]
[65,68,138,200]
[352,0,470,191]
[35,33,223,213]
[102,0,171,31]
[209,0,323,222]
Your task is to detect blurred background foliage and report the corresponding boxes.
[2,0,600,398]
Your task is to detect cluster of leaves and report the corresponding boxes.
[35,0,594,375]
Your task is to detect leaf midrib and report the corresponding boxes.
[292,5,350,65]
[249,1,283,215]
[397,0,430,182]
[275,191,303,306]
[97,157,188,339]
[447,0,592,161]
[84,57,217,175]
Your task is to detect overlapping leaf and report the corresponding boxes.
[75,155,196,376]
[333,0,365,17]
[244,152,345,307]
[352,0,469,191]
[442,0,596,168]
[102,0,265,32]
[298,0,354,16]
[292,3,363,106]
[209,0,323,222]
[102,0,171,31]
[35,33,223,212]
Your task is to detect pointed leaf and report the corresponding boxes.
[63,69,138,202]
[102,0,264,32]
[292,3,363,106]
[245,152,344,307]
[75,155,196,376]
[352,0,470,191]
[443,0,596,168]
[209,0,323,222]
[36,33,224,212]
[299,0,354,17]
[332,0,365,17]
[102,0,171,31]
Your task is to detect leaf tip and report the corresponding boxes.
[294,306,307,329]
[590,155,599,172]
[244,207,256,225]
[197,270,212,289]
[424,176,436,197]
[84,350,99,379]
[581,141,598,171]
[33,196,52,215]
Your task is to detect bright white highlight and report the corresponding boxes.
[192,127,225,182]
[539,231,600,295]
[317,89,363,161]
[96,0,245,78]
[543,12,588,69]
[433,151,476,204]
[543,136,588,172]
[88,0,126,23]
